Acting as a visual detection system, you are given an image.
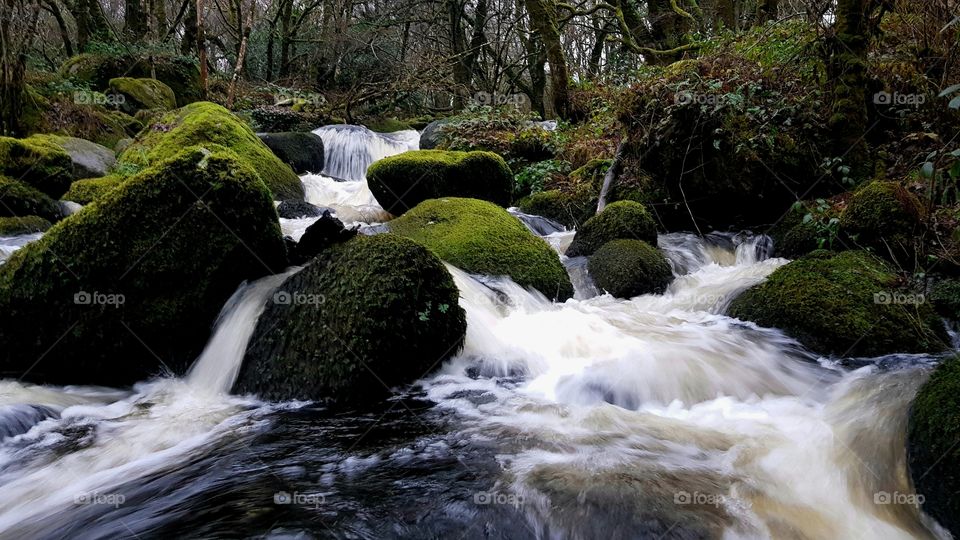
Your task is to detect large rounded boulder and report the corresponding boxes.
[233,234,466,402]
[389,197,573,301]
[908,355,960,536]
[107,77,177,113]
[588,239,673,298]
[566,200,658,257]
[117,102,304,200]
[62,175,124,205]
[257,132,325,174]
[839,180,925,264]
[0,135,74,198]
[367,150,513,215]
[727,250,947,357]
[0,145,286,386]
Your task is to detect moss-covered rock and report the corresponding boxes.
[108,77,177,113]
[367,150,513,215]
[839,181,925,263]
[0,216,52,236]
[0,136,75,198]
[62,175,124,205]
[256,132,324,174]
[27,135,116,180]
[389,197,574,301]
[908,355,960,536]
[517,187,596,229]
[728,250,947,356]
[588,239,673,298]
[0,176,62,222]
[0,145,286,386]
[567,200,658,257]
[233,234,466,402]
[117,102,304,200]
[60,53,201,106]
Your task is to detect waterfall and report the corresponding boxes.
[312,125,419,182]
[187,269,298,394]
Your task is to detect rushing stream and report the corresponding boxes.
[0,126,950,539]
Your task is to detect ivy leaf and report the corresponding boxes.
[921,162,935,178]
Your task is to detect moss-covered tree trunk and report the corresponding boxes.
[124,0,148,40]
[71,0,113,51]
[523,0,571,118]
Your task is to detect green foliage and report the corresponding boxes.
[389,197,573,300]
[436,105,559,170]
[567,200,658,257]
[728,250,947,356]
[367,150,514,215]
[233,234,466,402]
[62,175,124,205]
[515,159,571,198]
[930,278,960,320]
[0,176,62,222]
[517,187,596,229]
[588,239,673,298]
[0,216,52,235]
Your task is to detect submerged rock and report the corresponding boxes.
[293,211,357,264]
[389,197,573,301]
[567,200,658,257]
[234,234,466,402]
[588,239,673,298]
[0,145,286,386]
[728,250,947,356]
[0,176,62,222]
[276,200,329,219]
[117,102,305,200]
[257,132,325,174]
[367,150,513,215]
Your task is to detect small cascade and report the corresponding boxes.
[508,208,566,236]
[312,125,419,182]
[187,269,299,394]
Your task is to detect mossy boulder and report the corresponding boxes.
[117,102,304,200]
[567,200,658,257]
[516,188,596,229]
[588,239,673,298]
[839,181,925,263]
[367,150,513,215]
[108,77,177,113]
[0,176,62,222]
[256,132,325,174]
[60,53,201,106]
[62,175,124,205]
[28,135,116,180]
[908,355,960,536]
[0,216,51,236]
[0,135,74,198]
[389,197,574,301]
[728,251,947,357]
[233,234,466,402]
[419,118,454,150]
[0,145,286,386]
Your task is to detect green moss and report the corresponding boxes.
[367,150,514,215]
[0,216,51,235]
[930,278,960,320]
[839,181,925,263]
[517,187,596,229]
[108,77,177,112]
[0,176,61,221]
[0,145,286,386]
[389,197,574,301]
[60,53,201,106]
[364,117,413,133]
[728,250,947,356]
[567,200,658,257]
[117,102,304,200]
[234,234,466,402]
[62,175,124,204]
[588,239,673,298]
[0,135,74,198]
[908,355,960,536]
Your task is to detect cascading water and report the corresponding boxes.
[312,125,419,183]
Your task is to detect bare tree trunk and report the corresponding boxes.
[523,0,570,118]
[226,3,253,109]
[196,0,207,99]
[43,0,73,56]
[181,0,196,54]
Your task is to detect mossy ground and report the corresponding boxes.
[567,200,658,257]
[117,102,304,200]
[367,150,513,215]
[728,250,947,356]
[389,197,574,301]
[588,239,673,298]
[62,175,124,205]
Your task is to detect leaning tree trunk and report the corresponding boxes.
[523,0,570,118]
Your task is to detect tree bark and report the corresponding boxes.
[523,0,570,118]
[124,0,148,41]
[196,0,207,99]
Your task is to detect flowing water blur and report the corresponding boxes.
[0,127,950,539]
